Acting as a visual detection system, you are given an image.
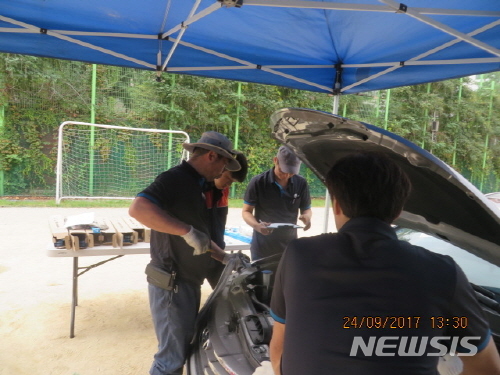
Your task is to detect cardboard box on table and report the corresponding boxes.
[90,217,120,248]
[48,215,72,250]
[68,227,94,250]
[49,214,147,250]
[109,218,138,247]
[120,216,151,243]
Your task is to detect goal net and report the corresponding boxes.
[56,122,189,203]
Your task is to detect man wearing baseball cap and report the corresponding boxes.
[129,131,240,375]
[242,145,312,260]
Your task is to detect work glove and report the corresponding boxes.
[251,361,273,375]
[181,226,210,255]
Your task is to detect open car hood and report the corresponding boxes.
[271,108,500,268]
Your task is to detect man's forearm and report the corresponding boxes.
[270,322,285,375]
[242,210,259,229]
[299,208,313,230]
[129,196,190,236]
[208,240,226,262]
[461,338,500,374]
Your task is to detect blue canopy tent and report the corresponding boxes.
[1,0,499,94]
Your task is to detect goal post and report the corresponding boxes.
[56,121,190,204]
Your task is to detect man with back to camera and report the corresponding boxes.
[204,150,248,288]
[269,151,500,375]
[242,146,312,260]
[129,131,241,375]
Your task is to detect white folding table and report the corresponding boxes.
[47,236,250,338]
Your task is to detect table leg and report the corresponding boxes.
[70,257,78,338]
[67,255,124,338]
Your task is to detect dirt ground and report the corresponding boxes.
[0,206,334,375]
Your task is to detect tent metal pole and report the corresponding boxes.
[380,0,500,57]
[341,20,500,93]
[161,0,203,71]
[323,94,340,233]
[161,1,220,40]
[245,0,500,17]
[168,37,332,93]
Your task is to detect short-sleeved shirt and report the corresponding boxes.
[243,168,311,259]
[270,217,490,375]
[138,161,223,287]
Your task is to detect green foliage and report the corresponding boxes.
[374,74,500,192]
[0,53,499,196]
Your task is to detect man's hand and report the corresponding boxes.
[242,204,273,236]
[222,253,238,265]
[181,226,210,255]
[299,208,312,231]
[208,241,244,265]
[208,240,227,263]
[251,361,273,375]
[299,214,311,231]
[256,221,273,235]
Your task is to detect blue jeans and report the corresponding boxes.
[148,280,200,375]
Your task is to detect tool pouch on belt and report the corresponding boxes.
[145,264,178,292]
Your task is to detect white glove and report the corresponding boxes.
[437,354,463,375]
[181,226,210,255]
[252,361,273,375]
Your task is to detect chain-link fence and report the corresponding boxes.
[1,55,499,198]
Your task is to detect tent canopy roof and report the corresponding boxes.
[1,0,499,94]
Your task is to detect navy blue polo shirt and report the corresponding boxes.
[244,168,311,259]
[270,217,490,375]
[138,161,223,287]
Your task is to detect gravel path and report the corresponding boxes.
[0,206,334,375]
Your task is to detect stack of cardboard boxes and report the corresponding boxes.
[49,215,150,250]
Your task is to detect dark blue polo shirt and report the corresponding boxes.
[271,217,490,375]
[138,161,223,287]
[244,168,311,259]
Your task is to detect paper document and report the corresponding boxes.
[267,223,303,229]
[65,212,95,229]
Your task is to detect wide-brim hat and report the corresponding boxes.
[183,131,241,171]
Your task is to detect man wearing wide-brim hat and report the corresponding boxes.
[129,130,240,375]
[182,131,240,172]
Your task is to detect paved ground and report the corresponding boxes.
[0,205,334,375]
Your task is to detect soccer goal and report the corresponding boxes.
[56,122,189,204]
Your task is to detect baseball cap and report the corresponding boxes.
[183,131,241,171]
[277,146,301,174]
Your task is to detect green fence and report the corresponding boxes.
[0,54,499,198]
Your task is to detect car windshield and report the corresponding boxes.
[396,227,500,290]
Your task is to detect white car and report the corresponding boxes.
[187,108,500,375]
[486,192,500,211]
